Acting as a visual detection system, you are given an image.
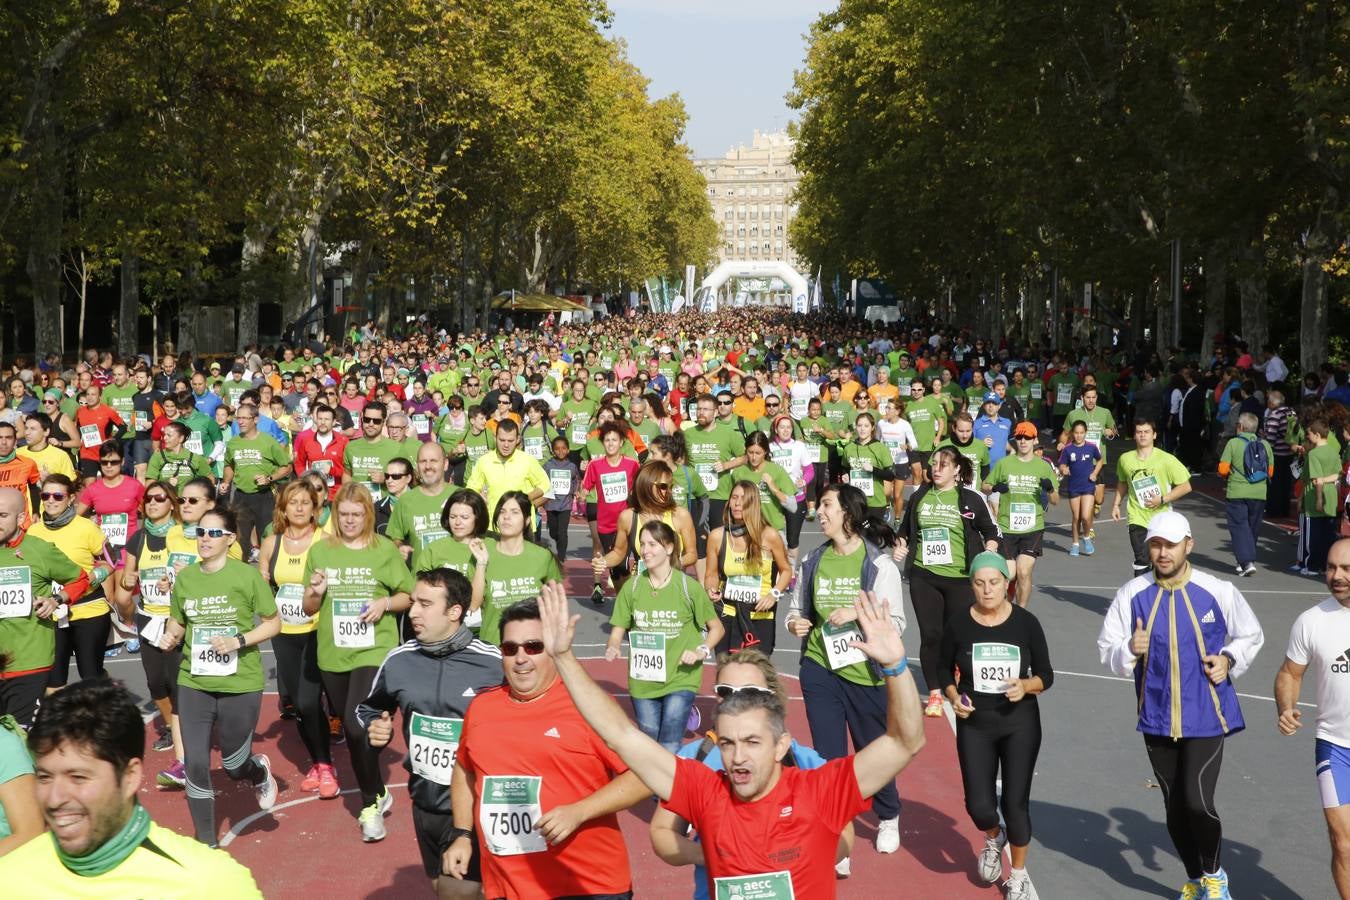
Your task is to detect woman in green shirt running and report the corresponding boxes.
[479,490,563,645]
[730,432,798,538]
[841,412,896,526]
[410,487,490,624]
[604,520,722,753]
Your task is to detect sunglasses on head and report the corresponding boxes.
[500,639,545,656]
[713,683,775,700]
[39,491,67,500]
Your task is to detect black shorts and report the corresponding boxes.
[1001,531,1044,559]
[909,450,930,472]
[585,501,598,523]
[129,438,153,466]
[412,804,481,881]
[891,464,910,483]
[598,530,628,578]
[77,458,100,478]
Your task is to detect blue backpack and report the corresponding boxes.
[1241,434,1269,483]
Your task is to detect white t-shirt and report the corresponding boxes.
[877,418,918,466]
[1286,597,1350,746]
[768,439,813,493]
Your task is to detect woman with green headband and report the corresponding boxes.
[938,551,1054,900]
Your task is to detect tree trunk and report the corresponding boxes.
[26,121,64,360]
[178,222,203,355]
[1237,233,1268,354]
[238,225,273,353]
[1155,274,1174,352]
[1023,273,1044,345]
[1201,238,1230,364]
[1300,190,1337,374]
[119,250,139,357]
[75,250,88,356]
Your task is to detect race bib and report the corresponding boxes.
[811,441,826,463]
[549,470,572,497]
[1131,474,1162,508]
[883,437,904,460]
[1029,384,1043,400]
[523,436,545,460]
[723,574,762,605]
[0,566,33,619]
[790,399,808,420]
[1055,384,1073,406]
[190,625,238,677]
[480,775,546,856]
[920,526,954,567]
[850,466,874,497]
[714,872,795,900]
[419,529,449,548]
[276,583,310,626]
[570,422,588,444]
[1086,423,1103,448]
[771,445,794,470]
[628,631,667,682]
[101,513,129,546]
[408,712,462,785]
[185,433,204,455]
[80,424,102,448]
[697,463,718,491]
[312,459,334,486]
[139,613,167,646]
[138,566,170,611]
[412,415,431,436]
[1007,502,1036,534]
[331,598,374,648]
[821,620,866,670]
[972,642,1021,694]
[600,471,629,504]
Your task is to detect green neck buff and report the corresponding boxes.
[54,802,151,877]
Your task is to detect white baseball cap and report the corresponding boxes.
[1144,510,1191,544]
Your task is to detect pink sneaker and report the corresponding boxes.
[300,764,321,793]
[317,763,340,800]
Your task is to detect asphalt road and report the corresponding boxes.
[100,468,1333,899]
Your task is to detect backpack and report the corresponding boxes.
[1241,434,1269,483]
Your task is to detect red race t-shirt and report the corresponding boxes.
[664,755,870,900]
[77,477,145,553]
[74,404,125,461]
[458,680,633,900]
[579,455,639,535]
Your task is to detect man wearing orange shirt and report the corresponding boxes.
[0,421,39,512]
[838,368,862,404]
[867,367,901,417]
[446,599,646,900]
[732,376,767,422]
[73,384,126,483]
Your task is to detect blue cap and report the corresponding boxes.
[982,391,1000,404]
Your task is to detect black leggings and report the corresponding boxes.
[547,509,571,561]
[784,506,806,551]
[48,613,111,687]
[1144,733,1225,880]
[806,456,829,504]
[956,702,1042,846]
[273,631,330,766]
[137,623,182,707]
[179,686,265,844]
[908,568,972,689]
[320,666,384,807]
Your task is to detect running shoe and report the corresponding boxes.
[874,816,900,854]
[1088,526,1097,539]
[1241,562,1257,577]
[924,692,944,717]
[1179,879,1202,900]
[1081,537,1095,556]
[834,856,850,878]
[280,703,300,720]
[1233,564,1246,575]
[252,754,277,810]
[152,726,174,753]
[1300,567,1324,577]
[590,583,605,605]
[807,509,816,521]
[104,645,121,659]
[1200,869,1231,899]
[317,763,340,800]
[301,764,322,793]
[359,789,393,842]
[1069,542,1081,557]
[157,760,186,789]
[125,638,140,654]
[978,827,1007,883]
[330,715,346,745]
[1004,869,1038,900]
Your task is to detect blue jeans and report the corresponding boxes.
[632,690,696,754]
[1224,497,1264,566]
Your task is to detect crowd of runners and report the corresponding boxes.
[0,307,1346,898]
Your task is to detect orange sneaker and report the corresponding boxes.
[301,764,321,792]
[317,763,341,800]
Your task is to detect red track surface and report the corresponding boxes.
[137,656,994,899]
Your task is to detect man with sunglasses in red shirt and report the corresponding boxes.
[446,597,648,900]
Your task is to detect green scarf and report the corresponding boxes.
[54,802,151,877]
[0,450,15,464]
[142,518,174,537]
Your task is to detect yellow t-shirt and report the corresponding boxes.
[17,444,76,512]
[28,517,107,620]
[270,530,319,635]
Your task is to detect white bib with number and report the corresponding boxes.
[972,642,1021,694]
[523,436,545,460]
[185,434,204,455]
[480,775,546,856]
[628,631,667,682]
[0,566,33,619]
[570,422,588,444]
[1055,383,1073,405]
[723,574,762,605]
[331,599,374,648]
[850,466,874,497]
[408,712,462,785]
[1007,502,1036,534]
[714,871,795,900]
[550,469,572,496]
[920,526,954,567]
[138,566,170,611]
[190,626,238,677]
[80,424,102,448]
[600,471,629,505]
[412,415,431,436]
[697,463,718,491]
[101,513,129,546]
[822,620,866,670]
[1132,474,1162,508]
[276,583,310,626]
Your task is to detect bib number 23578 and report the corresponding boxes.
[480,775,546,856]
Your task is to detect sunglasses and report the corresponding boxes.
[197,528,234,538]
[100,459,123,466]
[467,382,480,387]
[717,400,733,406]
[39,492,67,500]
[182,496,207,505]
[363,417,384,424]
[43,399,57,405]
[500,639,546,656]
[145,493,170,504]
[384,471,410,479]
[713,683,775,700]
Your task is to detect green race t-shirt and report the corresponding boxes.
[412,535,494,576]
[304,537,415,672]
[343,438,403,502]
[1305,442,1340,518]
[480,541,563,644]
[685,424,746,500]
[171,559,278,694]
[729,460,797,529]
[803,543,881,687]
[912,486,968,578]
[905,397,946,451]
[226,434,292,493]
[668,463,708,512]
[387,485,455,549]
[0,534,84,675]
[610,571,716,699]
[1048,373,1080,413]
[987,454,1057,534]
[936,437,989,490]
[1063,406,1116,461]
[840,440,895,508]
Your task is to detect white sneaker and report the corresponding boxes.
[875,816,900,854]
[251,754,277,811]
[834,856,851,878]
[359,789,393,842]
[978,827,1008,882]
[1241,562,1258,577]
[1004,869,1038,900]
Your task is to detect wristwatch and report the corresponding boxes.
[769,588,784,601]
[697,644,711,659]
[1220,649,1236,667]
[447,827,473,844]
[237,634,248,650]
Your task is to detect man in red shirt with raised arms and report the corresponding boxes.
[537,582,926,900]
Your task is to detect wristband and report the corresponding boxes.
[238,633,248,650]
[1220,649,1236,667]
[876,657,908,678]
[448,827,473,844]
